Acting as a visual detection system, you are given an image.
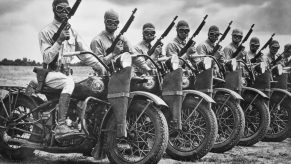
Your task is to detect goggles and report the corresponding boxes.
[232,34,243,39]
[250,44,260,48]
[143,30,156,36]
[270,46,280,50]
[178,28,190,34]
[209,32,220,38]
[55,5,71,13]
[105,19,120,25]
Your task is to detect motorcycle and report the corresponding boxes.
[0,51,169,164]
[263,64,291,142]
[131,54,217,161]
[236,60,271,146]
[182,56,245,153]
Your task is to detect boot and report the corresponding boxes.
[55,93,81,139]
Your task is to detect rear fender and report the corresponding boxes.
[214,88,243,100]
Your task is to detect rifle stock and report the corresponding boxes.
[148,16,178,56]
[178,15,208,57]
[106,8,137,55]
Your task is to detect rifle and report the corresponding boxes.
[46,0,82,69]
[270,46,291,66]
[250,33,275,63]
[52,0,82,42]
[231,24,255,59]
[147,16,178,56]
[178,14,208,57]
[106,8,137,55]
[210,21,233,55]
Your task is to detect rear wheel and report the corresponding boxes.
[106,99,168,164]
[239,97,270,146]
[166,96,218,161]
[0,94,37,161]
[211,94,245,153]
[263,94,291,142]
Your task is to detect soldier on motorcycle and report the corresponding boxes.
[38,0,104,138]
[132,23,162,74]
[90,9,133,69]
[223,28,247,60]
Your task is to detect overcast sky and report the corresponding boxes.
[0,0,290,62]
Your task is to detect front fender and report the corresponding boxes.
[271,88,291,97]
[130,91,168,107]
[242,86,269,99]
[183,90,215,103]
[214,88,243,100]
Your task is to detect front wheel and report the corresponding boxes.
[263,94,291,142]
[166,96,218,161]
[105,99,168,164]
[211,94,245,153]
[239,96,270,146]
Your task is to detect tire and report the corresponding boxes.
[263,94,291,142]
[105,99,168,164]
[211,94,245,153]
[0,94,37,161]
[166,96,218,161]
[239,97,270,146]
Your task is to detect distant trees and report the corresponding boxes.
[0,58,41,66]
[0,58,86,66]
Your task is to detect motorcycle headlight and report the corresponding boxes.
[254,62,267,74]
[225,58,237,72]
[182,75,190,89]
[198,57,212,70]
[115,53,132,69]
[272,64,283,76]
[165,55,179,71]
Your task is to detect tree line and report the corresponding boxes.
[0,58,86,66]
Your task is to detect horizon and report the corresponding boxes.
[0,0,290,62]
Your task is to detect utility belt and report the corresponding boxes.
[43,62,73,76]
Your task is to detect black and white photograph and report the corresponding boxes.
[0,0,290,163]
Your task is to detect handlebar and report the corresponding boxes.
[63,51,110,73]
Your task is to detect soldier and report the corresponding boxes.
[263,40,280,66]
[223,28,247,60]
[39,0,104,137]
[282,44,291,67]
[246,37,260,62]
[196,25,224,63]
[90,9,133,70]
[133,23,162,74]
[165,20,196,61]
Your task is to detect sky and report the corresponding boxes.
[0,0,290,62]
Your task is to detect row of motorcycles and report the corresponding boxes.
[0,48,290,164]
